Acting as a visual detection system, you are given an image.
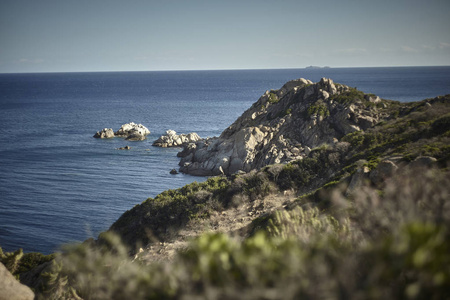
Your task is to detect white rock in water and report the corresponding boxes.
[153,130,201,148]
[166,129,177,137]
[115,122,151,138]
[93,128,115,138]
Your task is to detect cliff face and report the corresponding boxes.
[179,78,391,176]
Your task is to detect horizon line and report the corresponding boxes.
[1,65,450,75]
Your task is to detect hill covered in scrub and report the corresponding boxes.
[178,78,400,176]
[2,78,450,300]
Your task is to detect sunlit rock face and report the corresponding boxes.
[178,78,388,176]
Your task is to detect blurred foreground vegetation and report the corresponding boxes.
[15,167,448,300]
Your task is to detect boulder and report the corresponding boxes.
[115,122,150,140]
[346,160,370,196]
[0,262,34,300]
[125,131,146,141]
[410,156,437,169]
[94,123,150,141]
[153,130,201,147]
[369,160,398,186]
[170,169,179,175]
[117,146,131,150]
[93,128,115,139]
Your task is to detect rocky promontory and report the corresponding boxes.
[93,122,150,141]
[153,130,201,147]
[178,78,392,176]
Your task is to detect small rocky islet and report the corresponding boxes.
[94,123,201,150]
[94,122,151,141]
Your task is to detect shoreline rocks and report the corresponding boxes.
[153,130,201,147]
[177,78,390,176]
[94,122,150,141]
[117,146,131,150]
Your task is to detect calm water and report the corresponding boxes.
[1,67,450,254]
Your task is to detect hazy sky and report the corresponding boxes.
[1,0,450,73]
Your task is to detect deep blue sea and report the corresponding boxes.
[1,67,450,254]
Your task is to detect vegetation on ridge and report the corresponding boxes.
[32,169,450,299]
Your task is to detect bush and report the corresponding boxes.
[242,171,273,200]
[431,113,450,135]
[330,88,365,105]
[307,102,330,117]
[268,92,279,104]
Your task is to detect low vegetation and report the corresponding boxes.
[267,91,280,104]
[0,248,55,278]
[33,169,450,300]
[306,101,330,117]
[342,95,450,165]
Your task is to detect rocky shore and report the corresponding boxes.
[152,130,201,147]
[178,78,390,176]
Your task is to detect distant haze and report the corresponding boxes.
[1,0,449,73]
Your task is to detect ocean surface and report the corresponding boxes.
[1,66,450,254]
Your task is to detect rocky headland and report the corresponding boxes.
[93,122,150,141]
[178,78,391,176]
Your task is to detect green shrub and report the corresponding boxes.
[330,88,365,105]
[307,102,330,117]
[431,113,450,135]
[242,171,273,200]
[268,92,279,104]
[110,177,231,249]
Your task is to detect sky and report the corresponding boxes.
[1,0,450,73]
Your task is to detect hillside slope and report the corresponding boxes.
[178,78,399,176]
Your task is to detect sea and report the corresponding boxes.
[1,66,450,254]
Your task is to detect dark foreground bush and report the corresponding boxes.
[36,168,450,300]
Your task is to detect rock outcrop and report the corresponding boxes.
[94,122,150,141]
[178,78,390,176]
[93,128,115,139]
[153,130,201,147]
[117,146,131,150]
[115,122,151,141]
[0,263,34,300]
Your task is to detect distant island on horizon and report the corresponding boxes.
[305,65,331,69]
